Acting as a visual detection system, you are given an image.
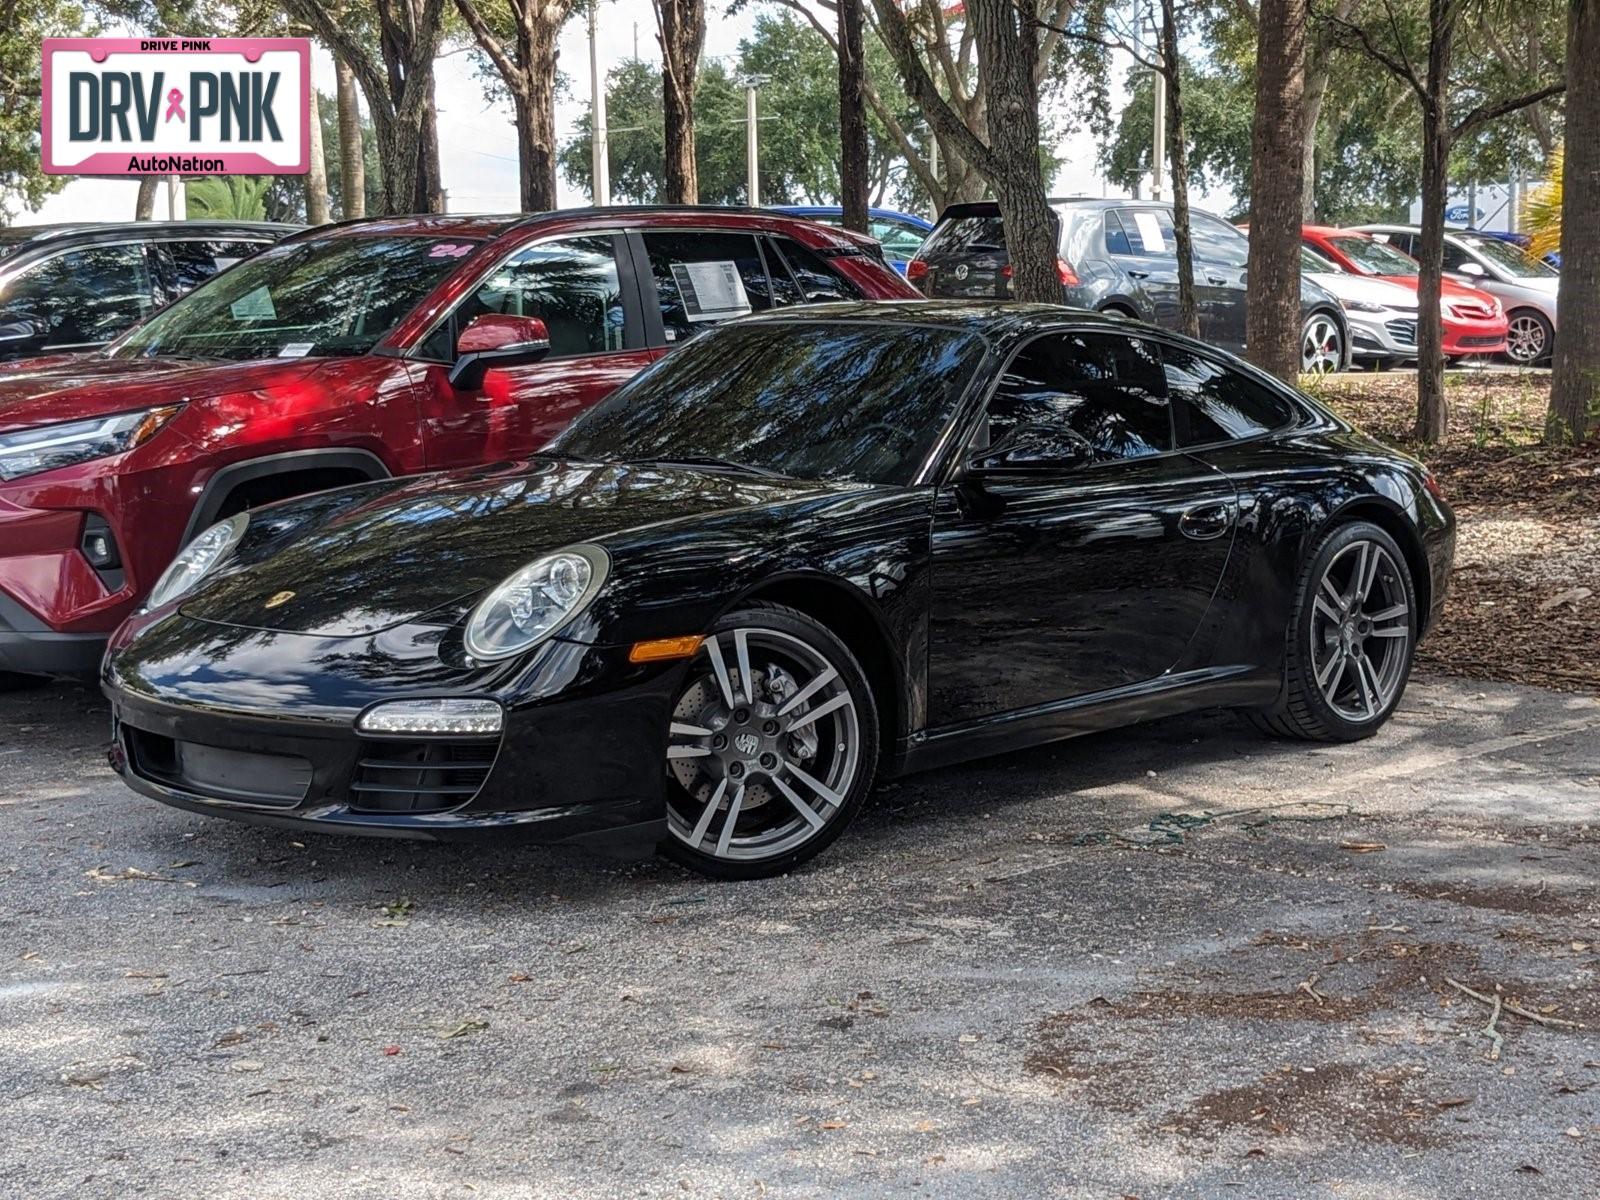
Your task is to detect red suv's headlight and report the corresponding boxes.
[0,404,183,481]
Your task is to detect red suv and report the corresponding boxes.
[0,208,919,678]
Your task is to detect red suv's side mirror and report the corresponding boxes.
[449,313,551,389]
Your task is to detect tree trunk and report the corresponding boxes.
[304,83,331,224]
[1414,1,1458,444]
[374,113,422,215]
[1300,58,1329,222]
[1161,0,1199,338]
[838,0,869,231]
[336,58,366,219]
[1549,0,1599,443]
[658,0,705,205]
[514,63,559,212]
[417,86,443,211]
[1245,0,1308,382]
[134,176,159,219]
[968,0,1058,303]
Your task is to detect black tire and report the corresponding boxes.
[1099,304,1139,321]
[1250,520,1418,742]
[659,602,879,880]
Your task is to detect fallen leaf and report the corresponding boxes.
[1340,841,1387,853]
[440,1018,489,1040]
[383,1045,401,1056]
[820,1120,847,1131]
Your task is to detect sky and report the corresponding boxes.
[19,0,1223,226]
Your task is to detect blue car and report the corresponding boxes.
[770,206,934,274]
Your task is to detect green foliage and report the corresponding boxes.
[1,0,100,223]
[185,175,272,220]
[264,90,383,223]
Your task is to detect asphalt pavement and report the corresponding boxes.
[2,673,1597,1198]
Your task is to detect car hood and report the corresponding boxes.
[180,458,851,638]
[1306,272,1417,309]
[0,354,327,433]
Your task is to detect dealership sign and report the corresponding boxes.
[41,37,310,175]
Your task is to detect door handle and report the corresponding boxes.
[1179,502,1234,541]
[1127,269,1150,280]
[1205,273,1228,285]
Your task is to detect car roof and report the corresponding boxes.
[771,205,935,230]
[300,206,886,242]
[0,219,299,248]
[1303,225,1369,238]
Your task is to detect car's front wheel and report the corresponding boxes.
[1504,309,1553,366]
[1252,521,1417,742]
[660,604,878,879]
[1301,312,1345,374]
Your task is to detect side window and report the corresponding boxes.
[986,332,1172,464]
[1113,208,1177,258]
[1104,210,1134,256]
[1189,214,1250,268]
[767,236,863,303]
[2,244,152,348]
[642,231,772,343]
[448,236,624,360]
[1164,345,1294,444]
[154,239,267,299]
[1440,240,1475,272]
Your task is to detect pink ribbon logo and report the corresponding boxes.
[164,88,185,123]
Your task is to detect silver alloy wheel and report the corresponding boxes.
[1506,313,1548,364]
[665,628,861,863]
[1309,539,1411,723]
[1302,315,1343,374]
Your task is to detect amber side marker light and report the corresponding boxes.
[629,635,705,663]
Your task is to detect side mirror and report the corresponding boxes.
[968,422,1096,473]
[448,313,551,389]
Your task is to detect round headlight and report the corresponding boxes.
[464,545,608,661]
[143,513,249,612]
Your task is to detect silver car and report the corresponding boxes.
[1301,247,1421,368]
[911,198,1352,371]
[1354,224,1559,365]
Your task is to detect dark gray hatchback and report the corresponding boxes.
[908,198,1350,372]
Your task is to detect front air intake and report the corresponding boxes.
[348,738,500,814]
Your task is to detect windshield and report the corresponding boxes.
[1301,247,1338,273]
[1327,236,1418,276]
[551,320,988,486]
[1457,234,1557,279]
[110,235,476,361]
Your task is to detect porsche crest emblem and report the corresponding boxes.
[264,590,296,610]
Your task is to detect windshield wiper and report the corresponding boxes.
[624,455,785,479]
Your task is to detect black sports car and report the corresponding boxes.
[103,302,1454,879]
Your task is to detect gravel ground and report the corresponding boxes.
[2,675,1598,1199]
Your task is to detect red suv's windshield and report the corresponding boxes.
[111,235,478,362]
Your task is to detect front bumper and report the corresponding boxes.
[0,591,106,674]
[103,616,682,849]
[1346,310,1419,360]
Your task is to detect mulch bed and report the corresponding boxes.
[1307,372,1599,694]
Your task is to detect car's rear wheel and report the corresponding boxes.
[1301,313,1344,373]
[660,604,878,879]
[1252,521,1417,742]
[1504,309,1553,366]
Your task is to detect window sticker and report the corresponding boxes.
[429,242,474,258]
[669,260,752,322]
[1132,211,1168,254]
[230,286,275,320]
[278,342,314,357]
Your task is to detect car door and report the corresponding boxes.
[0,242,156,360]
[1105,207,1182,328]
[1188,212,1251,352]
[926,330,1238,727]
[410,233,654,468]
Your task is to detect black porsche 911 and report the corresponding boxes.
[103,302,1454,879]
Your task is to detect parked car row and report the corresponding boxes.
[0,204,1456,878]
[901,200,1560,369]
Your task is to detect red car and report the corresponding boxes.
[1301,225,1508,359]
[0,208,918,679]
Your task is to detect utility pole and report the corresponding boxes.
[742,75,767,206]
[589,0,610,206]
[927,133,939,220]
[1151,69,1166,200]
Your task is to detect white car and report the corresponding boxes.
[1301,247,1421,369]
[1354,224,1559,365]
